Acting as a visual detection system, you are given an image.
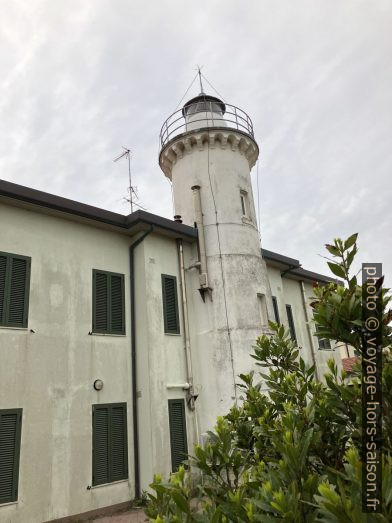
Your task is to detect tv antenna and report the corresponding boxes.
[113,147,145,213]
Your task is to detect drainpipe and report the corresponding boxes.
[191,185,208,289]
[177,238,200,444]
[300,280,319,382]
[129,226,153,499]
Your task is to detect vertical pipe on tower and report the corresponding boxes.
[192,185,209,288]
[177,239,200,444]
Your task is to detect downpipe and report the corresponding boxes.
[177,238,200,443]
[129,226,153,499]
[300,280,319,381]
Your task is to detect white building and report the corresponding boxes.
[0,92,342,522]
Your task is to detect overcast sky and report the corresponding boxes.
[1,0,391,282]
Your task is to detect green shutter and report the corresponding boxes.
[8,258,29,326]
[0,255,7,324]
[93,271,109,333]
[168,399,188,472]
[92,405,109,485]
[92,403,128,486]
[0,252,31,328]
[286,304,297,342]
[110,274,125,334]
[93,270,125,334]
[0,409,22,504]
[109,404,128,481]
[162,275,180,334]
[272,296,280,324]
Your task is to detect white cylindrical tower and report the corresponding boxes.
[159,93,272,430]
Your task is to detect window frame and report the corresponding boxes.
[168,399,188,472]
[92,403,128,487]
[318,338,332,350]
[92,269,125,335]
[271,296,280,324]
[257,293,269,326]
[315,324,332,350]
[240,190,248,217]
[286,304,297,342]
[0,251,31,328]
[161,274,180,335]
[0,408,23,504]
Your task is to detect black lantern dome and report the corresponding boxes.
[182,94,226,117]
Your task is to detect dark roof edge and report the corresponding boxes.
[0,179,127,227]
[290,266,340,284]
[262,248,339,284]
[262,248,300,267]
[0,179,197,239]
[126,210,198,238]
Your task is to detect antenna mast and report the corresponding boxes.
[114,147,144,213]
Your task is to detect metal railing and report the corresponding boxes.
[159,101,255,148]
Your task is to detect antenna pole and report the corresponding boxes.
[114,147,137,213]
[127,150,133,213]
[197,65,204,94]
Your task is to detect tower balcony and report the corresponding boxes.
[159,94,259,179]
[159,94,255,149]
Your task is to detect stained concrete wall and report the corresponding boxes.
[0,196,344,521]
[135,234,198,489]
[0,202,135,522]
[167,136,272,434]
[0,200,198,521]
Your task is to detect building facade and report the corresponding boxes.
[0,93,342,522]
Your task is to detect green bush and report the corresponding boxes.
[145,235,392,522]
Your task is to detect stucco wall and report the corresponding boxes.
[0,197,344,522]
[167,135,272,434]
[135,234,198,489]
[0,200,200,520]
[0,202,135,522]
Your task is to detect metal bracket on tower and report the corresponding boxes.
[198,286,213,302]
[198,272,213,301]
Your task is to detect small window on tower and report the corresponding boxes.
[257,293,269,326]
[240,190,248,217]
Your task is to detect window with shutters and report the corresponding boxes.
[272,296,280,324]
[0,252,31,328]
[0,409,22,504]
[161,275,180,334]
[315,324,332,350]
[286,304,297,342]
[92,403,128,486]
[92,270,125,335]
[168,399,188,472]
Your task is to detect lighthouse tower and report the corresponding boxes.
[159,88,272,431]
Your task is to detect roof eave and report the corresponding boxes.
[0,179,198,241]
[262,248,340,285]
